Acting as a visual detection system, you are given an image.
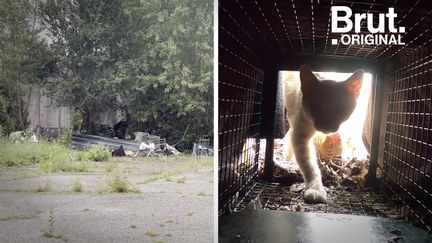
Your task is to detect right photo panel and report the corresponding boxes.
[218,0,432,242]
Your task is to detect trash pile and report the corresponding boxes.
[192,138,213,156]
[72,132,180,157]
[8,131,39,143]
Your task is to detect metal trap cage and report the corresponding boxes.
[218,0,432,234]
[234,181,402,219]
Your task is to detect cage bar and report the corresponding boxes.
[218,0,432,234]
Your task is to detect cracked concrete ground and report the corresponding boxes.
[0,156,214,243]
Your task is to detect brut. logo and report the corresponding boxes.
[331,6,405,45]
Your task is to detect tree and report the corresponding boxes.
[113,0,213,149]
[40,0,125,133]
[40,0,213,150]
[0,0,48,135]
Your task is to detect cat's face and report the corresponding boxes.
[300,65,363,134]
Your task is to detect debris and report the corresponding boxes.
[258,138,369,190]
[112,145,126,156]
[124,150,134,157]
[140,142,156,150]
[390,229,402,235]
[387,235,402,243]
[193,139,212,156]
[252,134,370,212]
[274,159,302,180]
[340,178,358,191]
[351,166,362,176]
[290,183,305,193]
[133,132,150,142]
[280,206,290,211]
[314,132,342,160]
[73,132,180,156]
[30,134,39,143]
[166,144,181,156]
[244,198,262,210]
[9,131,26,143]
[135,142,156,157]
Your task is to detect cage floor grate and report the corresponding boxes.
[234,181,404,219]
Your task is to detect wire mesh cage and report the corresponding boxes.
[383,46,432,232]
[218,0,432,234]
[218,4,264,213]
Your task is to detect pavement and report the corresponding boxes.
[0,157,214,243]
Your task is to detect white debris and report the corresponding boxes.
[9,131,26,143]
[139,141,156,150]
[30,134,39,143]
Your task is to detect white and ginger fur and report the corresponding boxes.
[283,65,363,203]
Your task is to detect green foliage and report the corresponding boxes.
[57,129,72,147]
[106,173,139,193]
[39,0,213,150]
[105,159,119,173]
[0,0,49,132]
[83,144,111,162]
[40,157,88,173]
[0,140,89,172]
[1,0,213,151]
[118,0,214,150]
[72,178,83,192]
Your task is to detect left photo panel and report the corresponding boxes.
[0,0,214,242]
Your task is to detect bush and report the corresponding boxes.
[107,174,130,193]
[57,129,72,147]
[84,144,111,162]
[106,173,139,193]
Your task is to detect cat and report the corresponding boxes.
[283,65,363,203]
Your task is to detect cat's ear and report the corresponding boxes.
[344,71,363,98]
[300,65,318,93]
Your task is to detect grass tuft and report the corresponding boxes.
[145,229,158,237]
[72,178,83,192]
[35,181,52,192]
[105,160,119,173]
[106,173,140,193]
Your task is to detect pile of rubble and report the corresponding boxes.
[240,137,371,212]
[258,137,369,191]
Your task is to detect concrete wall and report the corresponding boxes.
[26,87,71,130]
[25,87,121,132]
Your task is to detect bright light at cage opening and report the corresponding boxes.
[282,71,373,161]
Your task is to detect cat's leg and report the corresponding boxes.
[283,130,293,161]
[291,129,326,203]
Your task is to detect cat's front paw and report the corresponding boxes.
[304,182,327,203]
